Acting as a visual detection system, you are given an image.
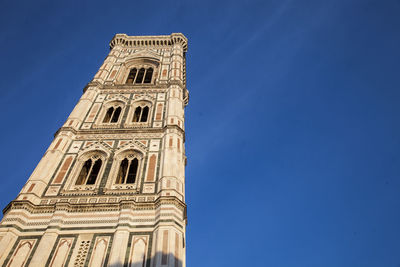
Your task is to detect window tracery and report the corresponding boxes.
[125,100,153,128]
[126,67,154,84]
[75,156,102,185]
[103,106,122,123]
[94,100,126,128]
[62,150,108,193]
[132,106,149,122]
[103,149,144,193]
[115,154,139,184]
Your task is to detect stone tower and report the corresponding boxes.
[0,33,188,267]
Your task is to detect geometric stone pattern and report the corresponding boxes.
[0,33,188,267]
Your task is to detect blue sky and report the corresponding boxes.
[1,0,400,266]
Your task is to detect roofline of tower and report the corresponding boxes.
[109,33,188,52]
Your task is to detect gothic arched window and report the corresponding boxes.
[132,106,149,122]
[115,156,139,184]
[75,157,102,185]
[126,68,137,83]
[103,106,122,123]
[143,68,153,83]
[125,67,154,84]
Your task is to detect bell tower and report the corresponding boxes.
[0,33,189,267]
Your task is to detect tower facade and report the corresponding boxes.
[0,33,188,267]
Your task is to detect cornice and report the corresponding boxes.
[54,125,185,140]
[109,33,188,52]
[85,80,186,91]
[3,196,186,216]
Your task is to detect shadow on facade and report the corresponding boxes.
[108,252,182,267]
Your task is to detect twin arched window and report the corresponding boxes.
[115,156,139,184]
[73,151,142,189]
[132,106,149,122]
[101,102,151,125]
[126,68,153,84]
[103,106,122,123]
[75,157,102,185]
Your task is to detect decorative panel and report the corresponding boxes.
[128,236,148,267]
[88,236,110,267]
[7,239,37,267]
[49,238,74,267]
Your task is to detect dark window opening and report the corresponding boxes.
[135,68,145,84]
[126,68,137,83]
[104,106,122,123]
[103,107,114,123]
[116,158,129,184]
[126,67,155,84]
[132,106,150,123]
[126,158,138,183]
[111,107,122,123]
[87,159,102,184]
[141,106,149,122]
[116,157,138,184]
[133,106,142,122]
[143,68,153,83]
[76,158,102,185]
[76,159,91,185]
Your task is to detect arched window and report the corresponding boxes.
[111,107,121,122]
[103,106,122,123]
[125,67,154,84]
[126,68,137,83]
[76,158,102,185]
[103,107,114,123]
[143,68,153,83]
[115,157,139,184]
[132,106,149,122]
[133,106,141,122]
